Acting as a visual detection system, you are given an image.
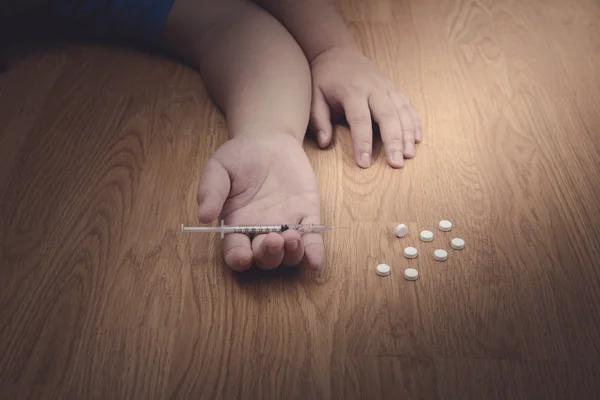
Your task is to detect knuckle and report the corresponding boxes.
[400,114,416,129]
[355,139,372,152]
[386,88,400,99]
[388,138,404,147]
[386,139,404,151]
[398,100,413,111]
[348,81,366,92]
[399,100,414,113]
[378,106,398,119]
[340,87,360,101]
[356,139,372,148]
[401,125,416,136]
[402,118,415,129]
[401,98,414,108]
[346,113,371,125]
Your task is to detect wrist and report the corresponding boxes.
[229,125,306,145]
[309,42,362,65]
[305,36,357,64]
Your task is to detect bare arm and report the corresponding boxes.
[253,0,422,170]
[251,0,356,62]
[163,0,325,271]
[164,0,312,142]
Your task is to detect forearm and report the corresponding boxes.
[165,0,311,143]
[252,0,356,62]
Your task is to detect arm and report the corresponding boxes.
[163,0,325,271]
[251,0,356,63]
[164,0,312,142]
[253,0,422,169]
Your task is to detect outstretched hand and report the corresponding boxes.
[309,45,422,168]
[196,134,325,271]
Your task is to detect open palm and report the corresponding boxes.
[196,134,324,271]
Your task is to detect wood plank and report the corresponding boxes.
[1,0,600,398]
[436,359,600,399]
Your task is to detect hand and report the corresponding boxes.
[196,134,325,271]
[309,45,422,168]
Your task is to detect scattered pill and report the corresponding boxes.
[439,220,453,232]
[420,230,434,242]
[376,264,391,276]
[404,268,418,281]
[434,249,448,261]
[404,247,418,259]
[394,224,409,238]
[451,238,465,250]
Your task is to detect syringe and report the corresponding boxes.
[181,220,335,238]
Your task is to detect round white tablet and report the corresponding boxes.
[433,249,448,261]
[451,238,465,250]
[404,268,418,281]
[404,247,418,259]
[439,220,453,232]
[420,230,434,242]
[376,264,391,276]
[394,224,409,238]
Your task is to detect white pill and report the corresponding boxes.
[451,238,465,250]
[404,268,418,281]
[394,223,409,238]
[376,264,391,276]
[433,249,448,261]
[439,220,453,232]
[420,230,434,242]
[404,247,418,259]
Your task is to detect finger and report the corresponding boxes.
[399,105,416,158]
[393,93,417,158]
[342,96,373,168]
[197,158,230,223]
[410,105,422,143]
[222,233,253,272]
[398,93,422,143]
[310,88,333,148]
[281,229,304,266]
[368,94,405,168]
[252,232,285,270]
[300,216,325,270]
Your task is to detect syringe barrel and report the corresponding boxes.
[230,225,283,234]
[282,224,330,233]
[228,224,320,234]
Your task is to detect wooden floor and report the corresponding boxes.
[2,0,600,398]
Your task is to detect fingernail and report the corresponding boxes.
[267,244,279,255]
[359,152,371,167]
[392,151,403,163]
[288,240,299,251]
[318,130,326,143]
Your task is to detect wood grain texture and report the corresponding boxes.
[1,0,600,398]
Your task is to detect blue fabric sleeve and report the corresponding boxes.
[49,0,176,43]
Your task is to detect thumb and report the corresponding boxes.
[197,158,231,223]
[310,88,333,148]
